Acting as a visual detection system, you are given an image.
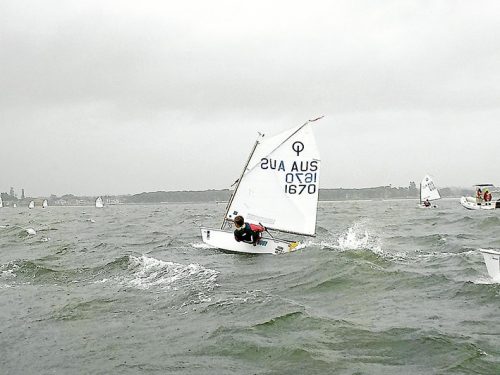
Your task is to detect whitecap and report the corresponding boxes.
[191,242,216,249]
[338,226,370,250]
[1,269,17,279]
[321,220,381,254]
[467,276,500,285]
[125,255,219,291]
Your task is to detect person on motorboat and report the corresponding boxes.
[423,199,431,207]
[233,215,265,246]
[476,188,483,204]
[483,189,492,204]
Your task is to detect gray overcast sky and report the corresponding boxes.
[1,0,500,196]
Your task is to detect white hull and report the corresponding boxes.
[460,196,498,210]
[480,249,500,281]
[200,227,300,255]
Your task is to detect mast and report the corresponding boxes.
[220,134,263,229]
[419,182,422,204]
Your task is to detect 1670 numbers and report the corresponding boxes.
[285,173,317,195]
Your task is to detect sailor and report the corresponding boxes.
[423,198,431,207]
[233,215,265,246]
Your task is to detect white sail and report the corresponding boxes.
[42,199,48,208]
[95,196,104,208]
[28,200,35,209]
[420,175,440,202]
[225,122,320,236]
[0,196,3,208]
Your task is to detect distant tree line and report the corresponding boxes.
[0,185,475,205]
[126,189,232,203]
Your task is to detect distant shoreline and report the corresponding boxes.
[1,186,472,206]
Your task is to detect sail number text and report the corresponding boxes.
[423,182,436,191]
[260,158,319,195]
[284,173,317,194]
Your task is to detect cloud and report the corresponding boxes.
[1,1,500,195]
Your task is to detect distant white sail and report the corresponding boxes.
[95,196,104,208]
[225,122,320,235]
[28,200,35,209]
[420,175,441,202]
[42,199,48,208]
[0,196,3,208]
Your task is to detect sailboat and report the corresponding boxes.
[42,199,48,208]
[28,200,35,209]
[0,196,3,208]
[95,196,104,208]
[479,249,500,281]
[460,184,500,210]
[418,174,440,208]
[201,116,323,254]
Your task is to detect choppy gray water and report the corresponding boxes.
[1,200,499,374]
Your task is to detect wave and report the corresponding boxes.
[320,220,381,254]
[107,255,221,309]
[0,259,58,283]
[191,242,216,249]
[476,216,500,230]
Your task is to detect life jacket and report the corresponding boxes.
[249,224,265,233]
[234,223,264,243]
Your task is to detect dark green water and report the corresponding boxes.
[1,200,499,374]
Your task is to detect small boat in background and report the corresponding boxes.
[460,184,500,210]
[28,200,35,209]
[418,174,440,208]
[42,199,48,208]
[95,196,104,208]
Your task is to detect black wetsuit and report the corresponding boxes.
[234,223,262,245]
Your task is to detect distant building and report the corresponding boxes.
[21,189,25,199]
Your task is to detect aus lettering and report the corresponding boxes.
[290,160,318,172]
[261,158,286,172]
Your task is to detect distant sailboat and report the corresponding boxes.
[419,175,441,208]
[42,199,48,208]
[0,196,3,208]
[201,116,323,254]
[95,196,104,208]
[13,203,17,208]
[28,200,35,209]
